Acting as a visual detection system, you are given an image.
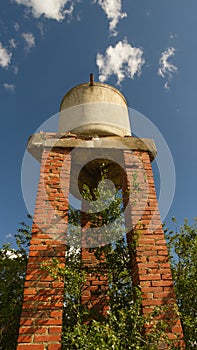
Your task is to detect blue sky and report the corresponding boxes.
[0,0,197,245]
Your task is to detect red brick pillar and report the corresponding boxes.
[81,202,109,321]
[123,150,185,347]
[17,147,71,350]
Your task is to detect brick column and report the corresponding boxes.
[123,150,185,347]
[80,202,109,321]
[17,147,71,350]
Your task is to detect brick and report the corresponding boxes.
[40,275,54,282]
[35,318,62,326]
[49,326,62,334]
[50,310,63,318]
[23,288,37,295]
[20,319,34,326]
[157,250,169,256]
[142,306,155,313]
[152,281,174,287]
[19,327,36,334]
[153,292,175,299]
[34,334,61,342]
[51,282,64,288]
[140,281,151,287]
[141,286,163,293]
[17,335,32,342]
[140,274,161,281]
[142,299,164,306]
[48,345,61,350]
[17,346,44,350]
[142,292,153,299]
[19,327,47,335]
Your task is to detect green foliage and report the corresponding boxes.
[43,220,174,349]
[0,218,31,350]
[1,207,197,348]
[59,241,142,349]
[42,253,86,329]
[48,239,176,349]
[165,218,197,348]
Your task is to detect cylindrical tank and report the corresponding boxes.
[59,80,131,136]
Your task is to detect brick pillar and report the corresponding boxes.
[123,150,184,347]
[17,147,71,350]
[80,201,109,321]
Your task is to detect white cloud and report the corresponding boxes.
[158,47,177,89]
[96,38,145,85]
[6,233,14,238]
[0,42,12,68]
[170,33,177,40]
[22,32,36,53]
[95,0,127,36]
[13,65,19,75]
[3,83,16,92]
[14,22,20,32]
[9,38,17,49]
[13,0,74,21]
[37,22,45,37]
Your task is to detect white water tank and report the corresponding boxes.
[59,77,131,137]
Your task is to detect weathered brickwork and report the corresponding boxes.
[17,139,185,349]
[124,150,185,348]
[80,246,109,319]
[80,203,109,320]
[17,148,71,350]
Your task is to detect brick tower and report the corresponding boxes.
[17,76,184,349]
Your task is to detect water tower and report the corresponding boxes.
[17,76,184,349]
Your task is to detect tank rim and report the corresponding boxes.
[59,81,128,111]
